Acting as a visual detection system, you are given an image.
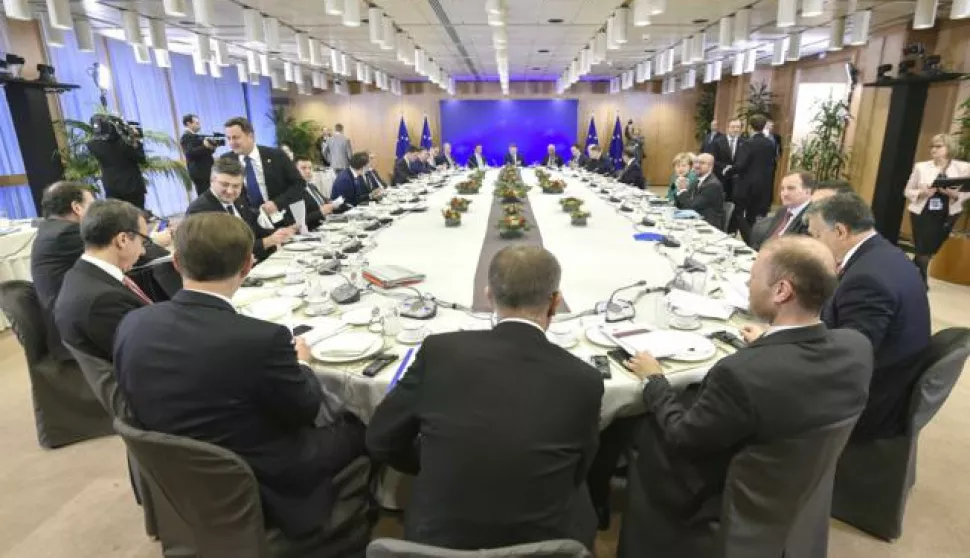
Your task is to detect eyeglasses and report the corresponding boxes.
[126,231,152,246]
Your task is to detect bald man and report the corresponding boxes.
[674,153,726,229]
[544,145,564,168]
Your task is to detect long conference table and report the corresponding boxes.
[233,167,757,430]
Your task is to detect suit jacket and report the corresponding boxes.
[367,321,602,550]
[435,154,457,168]
[621,324,872,557]
[675,174,726,230]
[733,134,777,214]
[503,152,523,167]
[321,132,352,170]
[749,204,811,250]
[53,258,147,362]
[569,154,589,169]
[618,160,646,189]
[393,157,416,185]
[31,219,84,313]
[330,169,369,211]
[186,190,274,262]
[466,153,487,169]
[585,156,615,176]
[700,131,724,155]
[303,182,330,230]
[822,234,932,441]
[904,159,970,216]
[365,169,387,192]
[709,135,740,180]
[114,290,343,538]
[86,138,146,198]
[180,131,214,194]
[542,154,564,168]
[767,132,783,162]
[220,146,306,213]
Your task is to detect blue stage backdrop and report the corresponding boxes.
[439,99,578,166]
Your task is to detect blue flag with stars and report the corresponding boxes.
[420,116,433,149]
[609,116,624,169]
[585,117,598,149]
[395,117,410,159]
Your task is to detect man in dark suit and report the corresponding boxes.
[222,116,305,224]
[367,245,602,551]
[699,119,723,154]
[179,114,216,196]
[674,154,726,230]
[543,144,564,168]
[393,147,420,186]
[294,157,334,230]
[31,181,96,312]
[330,152,372,212]
[619,236,873,557]
[364,152,389,195]
[764,119,783,163]
[86,114,148,209]
[750,170,814,250]
[732,115,778,243]
[568,144,588,169]
[114,212,366,541]
[186,158,293,262]
[708,118,742,201]
[436,143,458,168]
[466,144,487,169]
[617,147,645,189]
[54,200,152,362]
[584,145,615,176]
[804,193,931,441]
[503,143,523,167]
[415,148,434,174]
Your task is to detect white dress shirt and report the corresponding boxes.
[497,317,545,334]
[778,199,811,235]
[80,253,123,283]
[763,322,821,337]
[238,146,269,203]
[839,231,879,269]
[182,288,237,311]
[475,153,485,167]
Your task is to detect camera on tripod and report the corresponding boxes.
[204,132,226,147]
[90,114,143,148]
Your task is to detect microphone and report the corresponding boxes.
[331,273,362,305]
[597,280,647,323]
[387,285,438,320]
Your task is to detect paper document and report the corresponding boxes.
[666,289,734,321]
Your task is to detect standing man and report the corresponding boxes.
[467,144,487,169]
[700,119,723,154]
[86,114,147,210]
[180,114,216,196]
[750,170,814,250]
[222,117,305,225]
[294,157,335,230]
[436,143,457,168]
[710,119,742,201]
[322,123,352,172]
[503,143,523,167]
[732,115,777,243]
[764,119,783,163]
[543,145,563,168]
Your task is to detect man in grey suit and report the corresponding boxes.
[321,123,352,171]
[617,236,873,557]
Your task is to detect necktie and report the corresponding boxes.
[730,137,737,159]
[307,183,325,205]
[770,210,794,237]
[122,276,153,305]
[225,204,237,217]
[244,156,264,207]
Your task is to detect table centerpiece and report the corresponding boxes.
[449,196,471,212]
[442,207,462,227]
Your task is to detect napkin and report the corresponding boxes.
[332,196,345,209]
[297,318,347,346]
[674,209,701,220]
[314,332,376,357]
[721,273,750,311]
[667,289,734,321]
[290,200,308,234]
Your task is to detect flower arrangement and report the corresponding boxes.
[449,197,471,212]
[560,197,584,213]
[495,184,523,203]
[541,179,566,194]
[497,214,529,238]
[502,203,524,216]
[535,168,551,183]
[570,209,591,226]
[456,179,481,195]
[442,207,462,227]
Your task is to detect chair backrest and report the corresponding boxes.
[908,327,970,433]
[366,538,591,558]
[64,343,132,421]
[113,418,269,558]
[722,201,736,233]
[150,257,183,298]
[719,416,858,558]
[0,280,48,363]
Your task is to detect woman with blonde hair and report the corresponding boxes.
[667,152,698,202]
[904,133,970,284]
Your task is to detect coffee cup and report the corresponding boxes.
[670,308,700,330]
[399,321,430,343]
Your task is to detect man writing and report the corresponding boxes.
[584,144,615,176]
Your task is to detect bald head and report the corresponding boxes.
[487,245,561,313]
[752,236,838,319]
[696,153,714,176]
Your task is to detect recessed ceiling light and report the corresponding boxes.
[538,49,549,53]
[692,18,708,24]
[547,18,564,24]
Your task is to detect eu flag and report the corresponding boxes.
[585,117,598,149]
[420,116,433,149]
[609,116,624,169]
[395,117,410,159]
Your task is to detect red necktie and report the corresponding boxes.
[770,210,794,237]
[122,276,153,305]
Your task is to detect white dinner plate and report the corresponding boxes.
[341,306,378,326]
[242,297,303,322]
[311,332,384,363]
[658,331,718,362]
[547,332,579,349]
[283,242,316,252]
[277,284,306,298]
[248,264,288,280]
[585,325,618,348]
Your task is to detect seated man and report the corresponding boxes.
[393,146,420,186]
[617,146,645,189]
[467,144,487,169]
[367,245,602,551]
[114,212,366,541]
[54,199,152,361]
[584,144,614,175]
[330,152,372,212]
[503,143,523,167]
[802,193,931,441]
[674,153,726,230]
[186,157,293,262]
[364,152,387,199]
[618,236,872,557]
[750,170,814,250]
[543,144,563,168]
[568,144,588,169]
[294,156,334,230]
[436,143,457,168]
[31,181,97,312]
[415,148,433,174]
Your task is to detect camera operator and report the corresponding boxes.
[86,114,148,210]
[180,114,219,196]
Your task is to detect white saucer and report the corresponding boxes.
[584,325,618,348]
[311,332,384,363]
[283,242,316,252]
[548,332,579,349]
[243,297,303,322]
[277,284,306,298]
[396,330,428,345]
[659,331,717,362]
[248,264,288,280]
[342,306,377,326]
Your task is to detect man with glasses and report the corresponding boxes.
[54,199,153,362]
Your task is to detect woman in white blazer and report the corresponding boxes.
[904,133,970,283]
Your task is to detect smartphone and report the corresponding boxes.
[606,347,632,369]
[362,353,398,377]
[590,355,611,379]
[155,219,168,233]
[292,324,313,337]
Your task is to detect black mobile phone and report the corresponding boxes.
[362,353,397,377]
[710,330,746,351]
[606,347,632,368]
[590,355,611,379]
[292,324,313,336]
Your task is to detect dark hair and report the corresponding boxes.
[786,169,816,190]
[224,116,254,134]
[813,180,854,195]
[488,245,561,310]
[804,192,875,234]
[80,199,143,249]
[334,123,344,132]
[182,114,198,127]
[174,213,254,282]
[762,236,838,314]
[41,181,92,218]
[749,114,767,132]
[350,152,370,170]
[623,146,637,159]
[211,157,244,177]
[294,156,312,165]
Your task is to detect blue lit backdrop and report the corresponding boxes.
[439,99,578,166]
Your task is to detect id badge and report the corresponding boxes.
[928,197,944,212]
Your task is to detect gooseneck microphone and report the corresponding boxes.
[599,280,648,323]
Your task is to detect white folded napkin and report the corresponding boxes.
[290,200,308,234]
[332,196,345,209]
[314,332,375,357]
[667,289,734,321]
[298,318,347,346]
[721,273,750,311]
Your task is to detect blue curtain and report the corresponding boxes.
[168,52,247,148]
[243,78,276,147]
[106,38,188,217]
[0,24,33,218]
[46,31,111,122]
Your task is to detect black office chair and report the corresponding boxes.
[832,327,970,541]
[0,280,112,448]
[722,201,736,234]
[127,256,182,302]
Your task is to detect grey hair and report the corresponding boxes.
[803,192,875,234]
[488,245,561,310]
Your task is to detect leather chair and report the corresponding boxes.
[748,212,773,250]
[365,538,592,558]
[722,202,736,234]
[832,327,970,541]
[0,280,112,448]
[127,256,182,302]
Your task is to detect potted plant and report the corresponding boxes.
[497,214,529,238]
[789,96,852,180]
[560,197,584,213]
[571,209,591,226]
[449,196,471,212]
[442,207,462,227]
[268,106,320,162]
[694,83,717,144]
[541,179,565,194]
[929,93,970,284]
[456,179,481,195]
[735,81,777,125]
[502,203,523,216]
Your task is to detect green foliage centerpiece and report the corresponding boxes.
[456,179,482,195]
[449,196,471,212]
[497,205,529,238]
[570,209,591,226]
[442,207,462,227]
[540,179,566,194]
[495,165,530,202]
[560,196,584,213]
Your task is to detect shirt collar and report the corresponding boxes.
[239,145,260,163]
[81,253,124,283]
[497,317,545,334]
[788,199,811,216]
[840,231,878,268]
[181,288,237,312]
[699,172,712,183]
[763,321,821,337]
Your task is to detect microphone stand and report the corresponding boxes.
[596,280,647,323]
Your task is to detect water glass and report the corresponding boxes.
[653,294,670,329]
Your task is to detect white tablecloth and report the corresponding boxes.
[240,169,755,429]
[0,225,36,330]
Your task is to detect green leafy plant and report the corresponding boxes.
[695,83,717,143]
[268,106,320,161]
[736,81,777,124]
[789,96,852,181]
[953,94,970,234]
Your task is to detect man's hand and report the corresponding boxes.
[203,138,215,149]
[294,337,312,363]
[150,229,172,248]
[264,228,293,248]
[624,351,663,380]
[261,201,279,215]
[740,324,766,344]
[371,188,384,200]
[321,203,335,215]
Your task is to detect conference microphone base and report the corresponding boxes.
[399,297,437,320]
[596,300,636,323]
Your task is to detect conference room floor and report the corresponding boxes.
[0,278,968,557]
